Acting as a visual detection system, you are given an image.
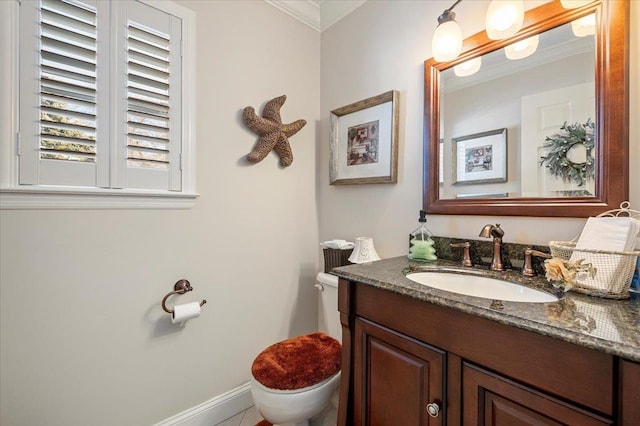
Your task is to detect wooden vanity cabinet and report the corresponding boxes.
[354,317,445,425]
[620,359,640,425]
[337,279,637,426]
[462,362,612,425]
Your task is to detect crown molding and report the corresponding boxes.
[320,0,368,31]
[265,0,321,31]
[264,0,367,32]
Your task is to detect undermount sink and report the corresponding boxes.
[405,271,558,303]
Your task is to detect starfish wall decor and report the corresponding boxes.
[242,95,306,167]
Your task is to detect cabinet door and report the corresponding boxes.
[462,362,612,425]
[354,318,445,426]
[620,359,640,425]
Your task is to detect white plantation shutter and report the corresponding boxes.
[115,1,182,191]
[39,0,97,162]
[18,0,183,192]
[19,0,108,187]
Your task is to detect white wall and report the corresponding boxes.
[0,1,320,425]
[319,0,639,257]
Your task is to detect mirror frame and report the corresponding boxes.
[424,0,629,217]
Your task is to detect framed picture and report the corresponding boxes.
[329,90,399,185]
[453,128,507,185]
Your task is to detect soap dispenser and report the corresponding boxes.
[409,210,437,261]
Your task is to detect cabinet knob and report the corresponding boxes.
[426,402,440,417]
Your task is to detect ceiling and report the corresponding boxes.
[264,0,368,32]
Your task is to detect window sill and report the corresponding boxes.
[0,187,199,210]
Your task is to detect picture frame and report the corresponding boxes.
[453,128,507,185]
[329,90,399,185]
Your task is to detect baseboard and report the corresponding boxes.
[154,382,253,426]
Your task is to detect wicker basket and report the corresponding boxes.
[323,248,353,273]
[549,240,639,299]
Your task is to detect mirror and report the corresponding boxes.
[424,0,629,217]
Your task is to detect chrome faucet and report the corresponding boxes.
[479,223,505,271]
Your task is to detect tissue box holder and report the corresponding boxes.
[549,240,639,299]
[323,248,353,273]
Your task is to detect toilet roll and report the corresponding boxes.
[171,302,201,325]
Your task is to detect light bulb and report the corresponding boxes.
[571,14,596,37]
[485,0,525,40]
[432,19,463,62]
[504,34,539,60]
[454,57,482,77]
[560,0,592,9]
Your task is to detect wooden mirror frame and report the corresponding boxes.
[424,0,629,217]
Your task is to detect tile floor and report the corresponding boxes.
[216,391,339,426]
[215,406,262,426]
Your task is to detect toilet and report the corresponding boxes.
[250,272,341,426]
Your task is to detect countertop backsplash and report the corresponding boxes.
[431,235,550,274]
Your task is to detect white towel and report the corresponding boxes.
[575,217,639,252]
[572,217,640,293]
[320,240,355,250]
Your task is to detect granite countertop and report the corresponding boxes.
[332,256,640,363]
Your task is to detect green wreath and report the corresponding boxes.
[539,119,595,187]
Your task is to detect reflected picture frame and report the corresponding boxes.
[453,128,507,185]
[329,90,399,185]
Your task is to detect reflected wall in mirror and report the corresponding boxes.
[441,19,595,198]
[424,0,629,217]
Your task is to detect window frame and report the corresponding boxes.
[0,0,198,210]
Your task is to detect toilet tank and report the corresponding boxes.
[316,272,341,342]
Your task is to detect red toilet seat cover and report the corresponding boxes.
[251,332,341,390]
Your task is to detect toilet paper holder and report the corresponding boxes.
[161,279,207,314]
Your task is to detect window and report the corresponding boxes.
[0,0,196,208]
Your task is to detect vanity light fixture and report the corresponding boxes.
[485,0,525,40]
[504,34,539,60]
[432,0,463,62]
[560,0,592,9]
[571,14,596,37]
[432,0,528,62]
[454,56,482,77]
